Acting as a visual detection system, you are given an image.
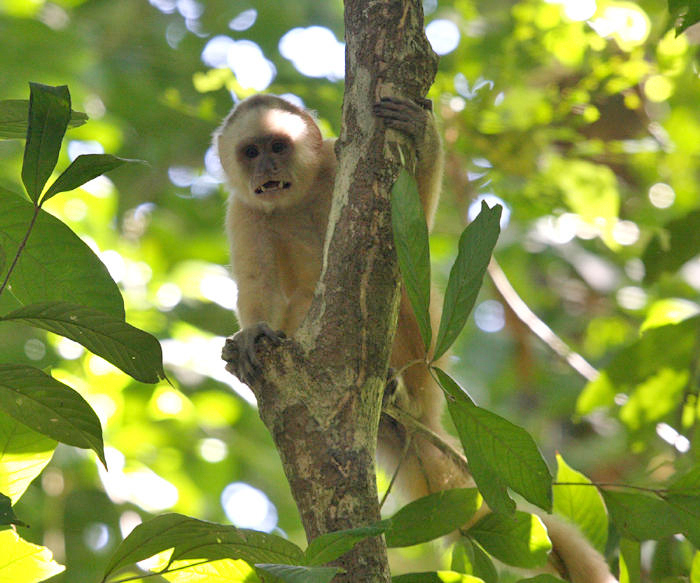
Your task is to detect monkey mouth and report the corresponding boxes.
[255,180,292,195]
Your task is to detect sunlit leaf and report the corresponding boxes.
[577,316,699,415]
[42,154,141,202]
[643,209,700,282]
[21,83,71,202]
[256,564,339,583]
[159,558,259,582]
[305,524,387,566]
[516,576,566,583]
[548,158,619,249]
[392,572,484,583]
[619,539,641,583]
[451,539,497,583]
[0,188,124,318]
[0,99,87,140]
[434,202,501,360]
[0,364,105,466]
[384,488,481,547]
[641,298,700,332]
[469,511,551,569]
[2,301,166,383]
[553,454,608,552]
[435,368,552,513]
[0,409,56,504]
[619,368,687,431]
[392,168,432,351]
[691,550,700,583]
[101,513,304,582]
[0,529,65,582]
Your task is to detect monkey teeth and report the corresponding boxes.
[255,181,292,194]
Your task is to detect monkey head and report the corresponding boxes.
[215,95,325,211]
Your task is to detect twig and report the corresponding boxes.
[488,258,599,382]
[382,403,471,478]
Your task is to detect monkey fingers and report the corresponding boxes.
[231,323,286,384]
[382,367,399,409]
[373,96,427,142]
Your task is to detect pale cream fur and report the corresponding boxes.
[217,94,616,583]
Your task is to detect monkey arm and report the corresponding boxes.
[223,199,287,384]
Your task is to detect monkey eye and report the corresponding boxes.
[271,140,287,154]
[244,145,259,158]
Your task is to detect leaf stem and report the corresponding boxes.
[0,202,40,300]
[554,481,668,496]
[106,559,211,583]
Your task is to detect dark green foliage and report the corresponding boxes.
[384,488,481,547]
[392,169,433,351]
[0,364,105,466]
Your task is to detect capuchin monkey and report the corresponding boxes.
[215,94,617,583]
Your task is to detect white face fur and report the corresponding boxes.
[215,102,323,212]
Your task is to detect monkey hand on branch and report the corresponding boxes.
[215,94,616,583]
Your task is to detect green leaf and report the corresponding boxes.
[664,493,700,547]
[619,368,688,431]
[0,491,28,527]
[158,559,259,582]
[516,576,565,583]
[468,511,551,569]
[691,550,700,583]
[392,169,432,351]
[669,466,700,496]
[0,99,87,140]
[304,524,387,566]
[256,564,339,583]
[0,364,105,466]
[668,0,700,34]
[42,154,140,202]
[21,83,71,202]
[384,488,482,547]
[0,409,56,504]
[0,530,65,581]
[553,454,608,552]
[643,210,700,282]
[2,301,166,384]
[392,572,484,583]
[640,298,700,332]
[435,368,552,514]
[451,539,497,583]
[101,513,304,582]
[619,539,641,583]
[435,368,513,514]
[434,201,501,360]
[601,490,682,541]
[577,316,699,415]
[0,188,124,319]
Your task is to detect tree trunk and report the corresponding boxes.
[245,2,438,580]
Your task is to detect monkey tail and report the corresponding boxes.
[541,514,619,583]
[379,405,618,583]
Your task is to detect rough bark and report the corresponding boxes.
[244,2,438,581]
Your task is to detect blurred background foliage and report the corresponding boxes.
[0,0,698,580]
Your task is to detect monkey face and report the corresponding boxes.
[215,98,324,212]
[237,135,294,200]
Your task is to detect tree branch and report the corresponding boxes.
[241,2,438,581]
